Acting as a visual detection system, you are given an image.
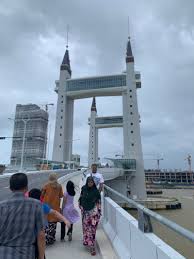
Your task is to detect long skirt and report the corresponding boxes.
[82,208,101,247]
[45,222,57,245]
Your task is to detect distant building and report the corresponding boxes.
[10,104,48,170]
[145,170,194,184]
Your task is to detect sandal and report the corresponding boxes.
[90,247,96,256]
[68,233,72,241]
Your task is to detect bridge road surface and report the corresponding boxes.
[0,171,69,201]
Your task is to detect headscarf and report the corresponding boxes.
[79,176,100,211]
[86,176,97,190]
[48,173,59,189]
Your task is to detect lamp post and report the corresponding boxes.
[20,118,30,172]
[9,117,30,172]
[46,123,52,166]
[41,103,54,169]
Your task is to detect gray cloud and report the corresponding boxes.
[0,0,194,170]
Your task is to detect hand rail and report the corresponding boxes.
[104,184,194,243]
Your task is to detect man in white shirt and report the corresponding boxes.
[86,163,104,192]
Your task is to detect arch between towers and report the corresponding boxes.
[66,89,126,164]
[53,85,132,165]
[52,85,127,165]
[53,84,146,199]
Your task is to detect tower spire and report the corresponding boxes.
[126,36,134,63]
[61,25,72,75]
[61,47,72,75]
[91,97,97,112]
[66,24,69,49]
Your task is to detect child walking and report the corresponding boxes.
[61,180,80,241]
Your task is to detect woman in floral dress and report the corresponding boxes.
[79,176,101,256]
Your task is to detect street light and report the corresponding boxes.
[41,103,54,168]
[8,117,30,172]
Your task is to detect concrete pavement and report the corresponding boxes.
[46,174,117,259]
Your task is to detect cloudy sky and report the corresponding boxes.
[0,0,194,170]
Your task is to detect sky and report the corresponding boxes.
[0,0,194,170]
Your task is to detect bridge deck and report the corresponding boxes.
[46,174,117,259]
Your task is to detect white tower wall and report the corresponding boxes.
[52,49,72,163]
[95,128,98,163]
[124,56,146,199]
[65,98,74,161]
[122,92,130,157]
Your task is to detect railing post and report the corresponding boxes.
[138,209,153,233]
[101,191,104,219]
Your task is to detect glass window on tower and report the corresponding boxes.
[66,74,127,91]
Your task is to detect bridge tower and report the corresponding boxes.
[52,35,146,199]
[123,37,146,199]
[88,97,98,166]
[52,46,74,163]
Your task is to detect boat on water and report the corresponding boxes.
[152,180,168,185]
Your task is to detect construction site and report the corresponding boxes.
[10,104,48,170]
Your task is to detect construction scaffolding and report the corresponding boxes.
[10,104,48,170]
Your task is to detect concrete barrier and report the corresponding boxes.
[57,170,81,184]
[0,169,76,179]
[103,197,185,259]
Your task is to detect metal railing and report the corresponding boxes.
[104,184,194,243]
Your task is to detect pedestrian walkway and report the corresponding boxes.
[45,174,116,259]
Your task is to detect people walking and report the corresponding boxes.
[0,173,45,259]
[29,188,70,258]
[86,163,104,192]
[41,173,63,245]
[79,176,101,256]
[29,188,70,226]
[61,180,80,241]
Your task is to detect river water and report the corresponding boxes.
[129,189,194,259]
[155,189,194,259]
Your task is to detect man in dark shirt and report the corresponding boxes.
[0,173,45,259]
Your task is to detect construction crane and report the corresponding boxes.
[144,155,164,170]
[43,103,54,112]
[39,103,54,112]
[155,158,164,171]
